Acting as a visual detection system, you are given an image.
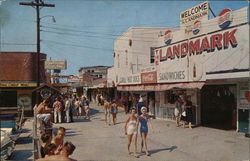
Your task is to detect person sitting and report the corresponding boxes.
[36,141,76,161]
[44,143,57,157]
[52,127,66,149]
[40,133,52,158]
[36,99,53,127]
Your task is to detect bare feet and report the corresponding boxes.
[134,153,139,158]
[146,151,150,156]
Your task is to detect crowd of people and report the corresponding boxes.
[36,94,91,127]
[35,94,91,160]
[35,92,193,160]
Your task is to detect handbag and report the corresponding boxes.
[182,111,186,117]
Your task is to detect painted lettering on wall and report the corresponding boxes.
[119,75,140,84]
[159,71,185,81]
[155,29,238,63]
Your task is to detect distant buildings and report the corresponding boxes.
[79,66,110,80]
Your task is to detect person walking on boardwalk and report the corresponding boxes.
[139,106,153,156]
[110,100,118,125]
[83,96,90,120]
[125,108,139,158]
[74,98,81,118]
[104,99,111,125]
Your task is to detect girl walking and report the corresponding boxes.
[125,108,139,158]
[139,106,153,156]
[111,101,118,125]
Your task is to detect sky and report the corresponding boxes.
[0,0,249,75]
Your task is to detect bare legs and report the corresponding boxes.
[127,134,138,158]
[127,134,132,154]
[140,132,149,156]
[105,112,111,125]
[175,116,180,127]
[112,114,117,125]
[105,113,107,124]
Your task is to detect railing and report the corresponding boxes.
[33,105,41,161]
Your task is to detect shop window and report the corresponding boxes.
[165,90,185,104]
[150,47,155,64]
[129,39,132,47]
[0,91,17,107]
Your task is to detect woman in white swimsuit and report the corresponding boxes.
[125,108,139,158]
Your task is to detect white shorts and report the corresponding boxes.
[174,109,180,117]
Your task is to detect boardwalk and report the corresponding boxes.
[13,103,249,161]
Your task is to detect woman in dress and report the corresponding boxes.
[124,108,139,158]
[139,106,153,156]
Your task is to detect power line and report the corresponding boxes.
[41,30,158,43]
[42,39,150,56]
[1,42,36,45]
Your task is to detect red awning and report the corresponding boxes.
[117,82,205,91]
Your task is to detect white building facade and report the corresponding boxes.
[109,4,249,133]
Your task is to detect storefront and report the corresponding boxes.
[115,4,249,132]
[201,84,237,130]
[0,83,37,116]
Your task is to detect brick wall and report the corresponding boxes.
[0,52,47,82]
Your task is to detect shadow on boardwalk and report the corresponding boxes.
[149,145,178,155]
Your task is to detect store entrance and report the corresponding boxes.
[201,85,237,130]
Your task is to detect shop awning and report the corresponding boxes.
[117,82,205,91]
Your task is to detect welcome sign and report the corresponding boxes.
[180,1,209,38]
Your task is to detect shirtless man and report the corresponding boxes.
[37,141,76,161]
[52,127,66,149]
[36,99,52,126]
[103,99,111,125]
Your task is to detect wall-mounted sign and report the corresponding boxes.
[158,70,187,83]
[239,83,250,109]
[164,30,172,45]
[218,8,233,29]
[154,28,238,62]
[141,72,157,84]
[119,74,141,85]
[192,20,201,35]
[0,83,37,87]
[45,60,67,70]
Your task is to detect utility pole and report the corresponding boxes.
[19,0,54,103]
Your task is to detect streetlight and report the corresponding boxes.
[40,15,56,23]
[37,15,56,88]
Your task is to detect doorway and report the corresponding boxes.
[201,85,236,130]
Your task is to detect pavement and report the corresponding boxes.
[11,118,33,161]
[13,103,250,161]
